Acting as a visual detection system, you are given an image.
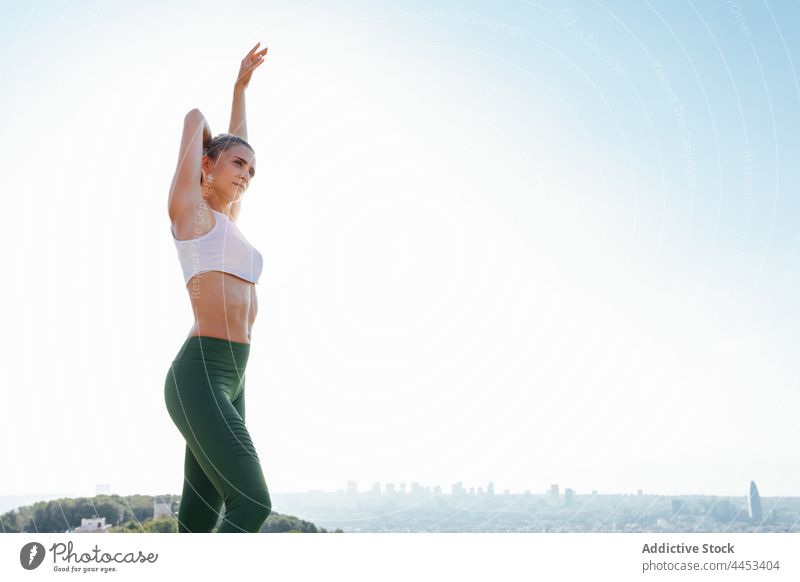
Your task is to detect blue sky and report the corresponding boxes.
[1,0,799,498]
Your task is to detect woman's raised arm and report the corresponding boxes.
[168,108,211,222]
[228,42,268,222]
[228,42,268,140]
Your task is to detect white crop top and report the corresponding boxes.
[171,208,263,285]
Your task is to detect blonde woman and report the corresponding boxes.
[164,42,271,533]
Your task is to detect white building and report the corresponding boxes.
[73,516,111,533]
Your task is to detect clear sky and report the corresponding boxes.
[1,0,799,499]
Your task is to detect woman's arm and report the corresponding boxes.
[228,86,248,141]
[168,109,212,223]
[228,42,268,139]
[228,42,268,221]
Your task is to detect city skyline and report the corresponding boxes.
[0,477,787,514]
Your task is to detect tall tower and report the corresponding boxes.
[747,481,763,522]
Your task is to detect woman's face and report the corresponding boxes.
[203,144,257,202]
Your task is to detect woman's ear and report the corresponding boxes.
[200,155,214,185]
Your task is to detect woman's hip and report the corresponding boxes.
[164,336,249,415]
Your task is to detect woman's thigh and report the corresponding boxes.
[165,358,267,499]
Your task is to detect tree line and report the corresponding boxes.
[0,494,340,533]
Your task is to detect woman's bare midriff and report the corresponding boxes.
[185,270,258,344]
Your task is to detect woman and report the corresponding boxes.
[164,42,271,533]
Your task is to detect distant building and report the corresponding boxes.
[637,489,643,496]
[346,481,358,494]
[564,488,575,507]
[488,482,494,496]
[371,482,381,493]
[386,483,396,494]
[399,483,406,493]
[433,485,442,495]
[748,481,763,522]
[153,501,171,520]
[410,482,421,495]
[549,484,559,500]
[74,516,111,533]
[452,482,464,495]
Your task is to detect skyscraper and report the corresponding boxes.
[748,481,763,523]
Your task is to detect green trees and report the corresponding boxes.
[260,514,324,533]
[0,494,330,533]
[0,494,179,533]
[109,517,178,533]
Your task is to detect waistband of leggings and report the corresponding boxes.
[174,335,251,368]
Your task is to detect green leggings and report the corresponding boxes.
[164,335,271,532]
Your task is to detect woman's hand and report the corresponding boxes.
[235,42,268,90]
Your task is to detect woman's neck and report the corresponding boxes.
[205,196,231,219]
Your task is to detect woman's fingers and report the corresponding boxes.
[245,42,267,59]
[246,51,267,68]
[242,48,267,67]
